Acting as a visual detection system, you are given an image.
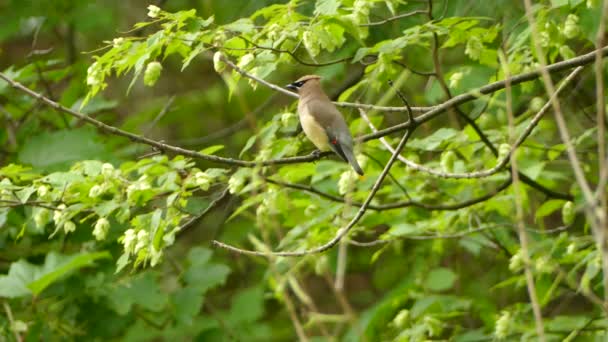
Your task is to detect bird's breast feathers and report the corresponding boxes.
[299,107,330,151]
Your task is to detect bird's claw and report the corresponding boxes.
[311,150,322,158]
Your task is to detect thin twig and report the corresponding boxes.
[236,36,350,67]
[348,223,571,247]
[360,9,428,26]
[176,188,230,234]
[264,176,511,211]
[143,95,175,136]
[501,48,545,341]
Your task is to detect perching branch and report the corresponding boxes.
[212,127,415,256]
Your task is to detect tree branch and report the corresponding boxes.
[212,126,415,256]
[266,176,511,211]
[359,67,583,181]
[360,46,608,140]
[360,9,428,27]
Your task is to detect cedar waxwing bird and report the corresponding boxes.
[286,75,364,175]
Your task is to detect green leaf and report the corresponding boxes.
[535,199,566,220]
[240,135,257,157]
[425,268,456,292]
[200,145,225,155]
[223,18,254,33]
[173,286,204,326]
[183,247,231,293]
[315,0,340,16]
[408,128,459,150]
[107,273,167,314]
[18,127,111,172]
[28,252,110,295]
[0,251,110,298]
[550,0,569,7]
[228,286,265,324]
[15,187,36,203]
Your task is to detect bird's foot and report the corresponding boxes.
[311,150,322,158]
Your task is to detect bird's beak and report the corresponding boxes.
[285,83,298,91]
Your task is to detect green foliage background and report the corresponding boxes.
[0,0,607,340]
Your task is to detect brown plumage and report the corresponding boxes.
[286,75,364,175]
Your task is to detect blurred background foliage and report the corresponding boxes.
[0,0,607,341]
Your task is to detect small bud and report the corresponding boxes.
[89,184,103,198]
[213,51,226,73]
[93,217,110,240]
[34,208,50,229]
[86,62,101,86]
[135,230,149,252]
[122,229,137,253]
[563,14,580,39]
[64,220,76,234]
[465,36,483,60]
[338,170,357,195]
[112,37,124,48]
[566,242,577,255]
[498,143,511,160]
[101,163,114,177]
[509,250,523,272]
[37,185,49,198]
[53,204,66,224]
[144,62,162,87]
[147,4,161,18]
[539,31,550,47]
[562,201,575,225]
[494,311,512,339]
[449,72,463,89]
[530,97,545,113]
[194,172,211,191]
[392,309,410,328]
[559,45,575,60]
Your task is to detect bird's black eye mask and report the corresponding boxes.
[285,80,307,91]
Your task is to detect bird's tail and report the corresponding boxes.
[342,144,364,176]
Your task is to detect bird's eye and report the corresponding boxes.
[294,81,304,87]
